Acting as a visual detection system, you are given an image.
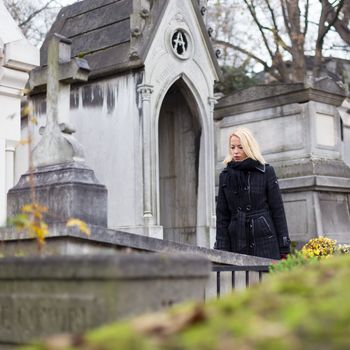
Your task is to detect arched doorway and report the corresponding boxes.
[158,80,201,245]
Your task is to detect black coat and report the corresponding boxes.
[215,160,290,260]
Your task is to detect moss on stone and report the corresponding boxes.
[23,255,350,350]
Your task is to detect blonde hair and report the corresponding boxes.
[224,127,266,164]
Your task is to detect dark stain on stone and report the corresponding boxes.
[70,88,80,109]
[106,85,115,114]
[82,85,104,108]
[134,71,144,116]
[34,98,46,116]
[135,71,143,86]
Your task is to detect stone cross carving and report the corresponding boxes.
[30,34,90,168]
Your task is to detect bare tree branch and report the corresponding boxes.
[208,0,349,85]
[214,39,286,81]
[314,0,345,77]
[319,0,345,45]
[214,39,269,67]
[4,0,71,46]
[243,0,275,59]
[18,0,55,28]
[281,0,292,37]
[325,0,350,45]
[303,0,309,36]
[264,0,291,53]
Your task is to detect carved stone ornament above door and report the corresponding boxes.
[166,12,194,61]
[171,29,191,59]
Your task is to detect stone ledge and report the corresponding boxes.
[0,223,274,266]
[273,158,350,179]
[279,175,350,192]
[215,80,346,119]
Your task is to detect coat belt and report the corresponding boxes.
[231,208,268,221]
[231,208,269,250]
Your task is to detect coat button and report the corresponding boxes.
[249,243,255,248]
[237,207,242,212]
[246,205,252,211]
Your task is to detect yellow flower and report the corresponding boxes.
[301,236,336,259]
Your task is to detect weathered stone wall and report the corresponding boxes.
[22,73,142,231]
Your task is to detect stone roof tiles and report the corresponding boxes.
[40,0,134,78]
[39,0,220,80]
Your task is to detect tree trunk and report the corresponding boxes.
[285,0,306,82]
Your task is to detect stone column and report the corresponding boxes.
[137,84,163,238]
[208,96,217,248]
[137,84,154,225]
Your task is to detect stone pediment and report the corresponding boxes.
[215,78,346,119]
[39,0,219,80]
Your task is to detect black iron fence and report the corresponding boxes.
[212,264,270,297]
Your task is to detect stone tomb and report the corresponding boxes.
[0,253,210,346]
[215,79,350,244]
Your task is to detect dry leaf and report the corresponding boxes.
[66,218,91,236]
[43,334,74,349]
[133,304,207,338]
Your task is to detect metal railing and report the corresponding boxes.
[212,264,270,297]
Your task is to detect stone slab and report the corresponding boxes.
[0,253,210,346]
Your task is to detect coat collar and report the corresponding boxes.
[255,163,266,173]
[226,159,267,173]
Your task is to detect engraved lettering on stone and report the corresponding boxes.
[0,304,11,331]
[0,294,98,338]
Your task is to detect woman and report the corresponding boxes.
[214,127,290,260]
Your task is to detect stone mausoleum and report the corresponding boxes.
[14,0,221,247]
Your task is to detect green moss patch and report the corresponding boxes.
[24,255,350,350]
